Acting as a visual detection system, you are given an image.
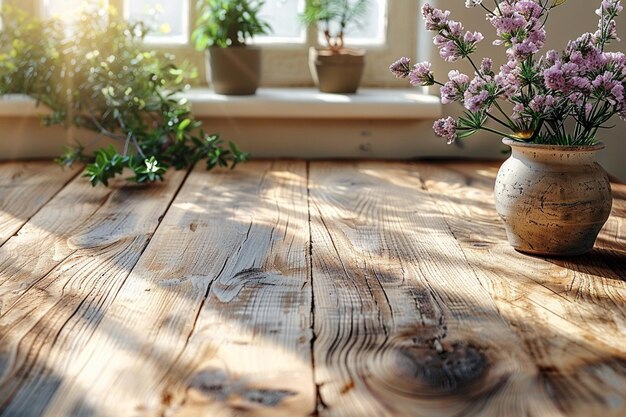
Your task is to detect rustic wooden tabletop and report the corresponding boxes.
[0,160,624,417]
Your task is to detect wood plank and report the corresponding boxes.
[0,162,79,247]
[0,169,187,417]
[596,181,626,251]
[0,173,114,316]
[308,161,543,417]
[36,161,315,417]
[416,161,626,417]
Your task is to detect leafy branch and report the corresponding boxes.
[301,0,369,52]
[0,5,249,187]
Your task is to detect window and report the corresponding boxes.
[341,0,387,45]
[254,0,387,46]
[254,0,415,87]
[307,0,388,46]
[5,0,416,88]
[41,0,106,24]
[124,0,189,44]
[256,0,306,44]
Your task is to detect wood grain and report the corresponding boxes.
[597,180,626,251]
[308,161,538,417]
[0,162,79,247]
[36,161,315,417]
[0,170,187,417]
[0,173,113,316]
[416,161,626,417]
[0,160,625,417]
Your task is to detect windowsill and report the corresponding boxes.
[187,88,441,119]
[0,95,49,117]
[0,88,442,120]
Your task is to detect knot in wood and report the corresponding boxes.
[377,341,491,398]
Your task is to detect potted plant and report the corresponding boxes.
[193,0,271,95]
[0,5,248,187]
[302,0,370,94]
[391,0,625,256]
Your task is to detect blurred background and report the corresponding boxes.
[1,0,625,180]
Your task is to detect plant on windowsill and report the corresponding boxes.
[193,0,271,95]
[0,5,249,187]
[390,0,625,256]
[301,0,370,94]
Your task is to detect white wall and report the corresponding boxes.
[416,0,626,181]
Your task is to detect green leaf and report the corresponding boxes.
[193,0,273,49]
[178,118,192,132]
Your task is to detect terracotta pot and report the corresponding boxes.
[206,46,261,95]
[495,138,612,256]
[308,47,365,94]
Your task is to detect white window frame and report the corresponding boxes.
[123,0,190,45]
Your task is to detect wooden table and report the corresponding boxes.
[0,161,625,417]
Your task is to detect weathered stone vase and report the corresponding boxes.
[495,138,612,256]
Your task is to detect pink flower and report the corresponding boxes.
[391,0,626,146]
[495,59,521,98]
[433,117,457,143]
[464,77,492,112]
[597,0,623,16]
[424,4,483,62]
[480,58,494,76]
[592,71,625,106]
[595,0,623,45]
[529,95,556,113]
[389,57,412,78]
[602,52,626,75]
[464,31,484,44]
[488,0,547,61]
[543,62,567,91]
[512,102,525,120]
[409,62,435,86]
[441,70,470,104]
[422,3,450,31]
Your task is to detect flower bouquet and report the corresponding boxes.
[391,0,625,256]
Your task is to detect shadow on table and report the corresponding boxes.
[1,161,625,417]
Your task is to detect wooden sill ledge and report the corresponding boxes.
[0,88,442,120]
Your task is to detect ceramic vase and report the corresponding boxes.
[495,138,612,256]
[206,46,261,95]
[308,47,365,94]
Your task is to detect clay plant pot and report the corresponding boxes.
[206,46,261,95]
[495,138,612,256]
[308,47,365,94]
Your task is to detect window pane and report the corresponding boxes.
[124,0,188,44]
[255,0,306,44]
[42,0,107,24]
[329,0,387,46]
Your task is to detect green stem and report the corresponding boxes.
[467,56,483,78]
[493,101,516,127]
[480,3,495,15]
[480,125,516,139]
[486,111,511,128]
[494,0,503,15]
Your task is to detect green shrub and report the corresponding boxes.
[0,5,249,186]
[193,0,271,49]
